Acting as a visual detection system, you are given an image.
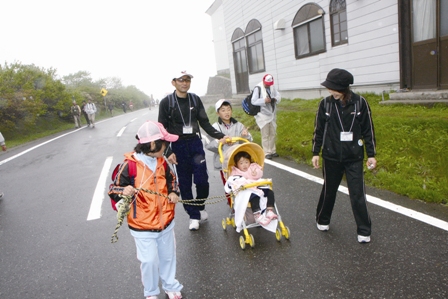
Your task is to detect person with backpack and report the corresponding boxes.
[251,74,281,159]
[84,97,97,128]
[311,68,377,244]
[80,101,90,127]
[158,70,230,231]
[70,100,82,128]
[108,120,183,299]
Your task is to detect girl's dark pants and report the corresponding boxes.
[249,189,275,212]
[172,136,208,220]
[316,159,371,236]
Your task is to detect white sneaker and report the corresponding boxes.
[189,219,200,231]
[358,235,371,243]
[200,210,208,221]
[146,296,158,299]
[316,223,329,231]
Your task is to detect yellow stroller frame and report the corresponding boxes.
[218,137,290,249]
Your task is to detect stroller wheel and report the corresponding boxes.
[275,228,282,241]
[231,217,236,228]
[249,234,255,248]
[222,218,227,230]
[284,226,291,240]
[239,236,246,250]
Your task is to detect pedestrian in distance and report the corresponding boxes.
[108,102,114,116]
[251,74,281,159]
[81,101,90,127]
[205,99,253,191]
[70,100,82,128]
[122,101,127,113]
[311,68,377,244]
[108,120,183,299]
[84,97,97,128]
[158,70,230,231]
[0,131,6,199]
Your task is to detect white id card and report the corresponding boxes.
[183,126,193,134]
[340,132,353,141]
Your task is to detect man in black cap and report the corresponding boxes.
[311,68,377,244]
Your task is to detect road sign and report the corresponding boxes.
[101,88,108,97]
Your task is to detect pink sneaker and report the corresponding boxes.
[254,213,271,226]
[266,209,278,220]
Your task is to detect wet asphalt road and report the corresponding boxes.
[0,108,447,299]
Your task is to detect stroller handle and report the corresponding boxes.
[240,179,273,190]
[218,137,251,164]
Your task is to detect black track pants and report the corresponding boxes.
[316,159,371,236]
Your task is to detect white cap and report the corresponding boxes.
[173,70,193,80]
[215,99,231,111]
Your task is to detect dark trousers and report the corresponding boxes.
[172,136,208,220]
[82,112,90,125]
[249,189,275,212]
[316,159,371,236]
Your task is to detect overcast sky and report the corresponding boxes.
[0,0,216,100]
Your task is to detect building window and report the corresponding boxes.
[292,3,326,59]
[330,0,348,46]
[245,19,265,73]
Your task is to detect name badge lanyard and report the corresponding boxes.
[335,103,356,141]
[174,94,192,133]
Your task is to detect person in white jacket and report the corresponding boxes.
[84,97,97,128]
[251,74,281,159]
[0,131,6,199]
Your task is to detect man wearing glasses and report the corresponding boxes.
[158,71,230,231]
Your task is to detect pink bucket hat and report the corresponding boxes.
[137,121,179,143]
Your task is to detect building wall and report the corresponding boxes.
[214,0,400,99]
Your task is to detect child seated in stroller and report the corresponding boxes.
[225,151,278,229]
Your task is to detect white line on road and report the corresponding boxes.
[117,127,126,137]
[265,159,448,231]
[87,156,113,221]
[0,129,83,166]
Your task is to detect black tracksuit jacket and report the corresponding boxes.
[312,92,376,161]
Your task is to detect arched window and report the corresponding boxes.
[292,3,326,59]
[330,0,348,46]
[231,28,249,93]
[245,19,265,73]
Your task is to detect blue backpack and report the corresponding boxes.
[242,86,261,116]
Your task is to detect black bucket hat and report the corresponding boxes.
[321,68,354,91]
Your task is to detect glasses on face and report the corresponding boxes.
[175,78,191,83]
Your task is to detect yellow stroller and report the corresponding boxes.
[218,137,290,250]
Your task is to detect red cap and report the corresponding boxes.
[263,74,274,86]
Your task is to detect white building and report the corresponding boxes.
[206,0,448,100]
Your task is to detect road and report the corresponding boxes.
[0,108,447,299]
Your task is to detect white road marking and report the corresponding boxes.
[265,159,448,231]
[87,156,113,221]
[117,127,126,137]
